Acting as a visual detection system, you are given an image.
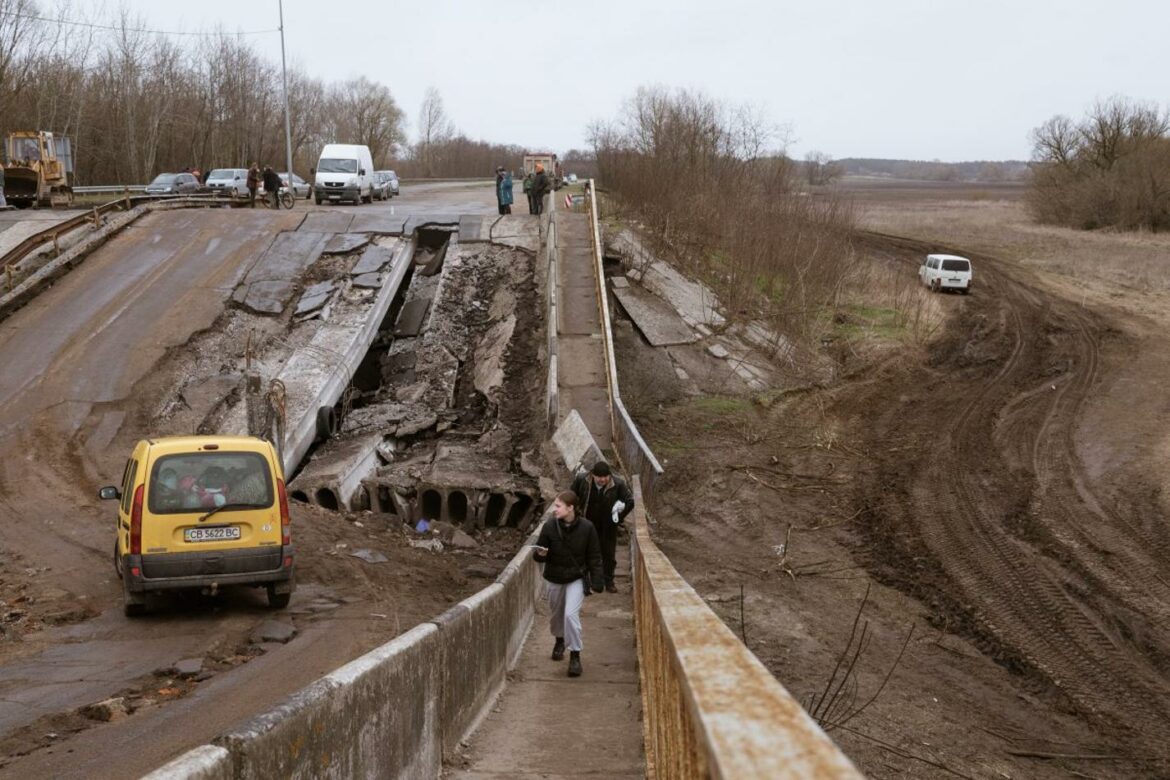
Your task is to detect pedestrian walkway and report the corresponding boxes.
[446,545,642,779]
[554,211,612,451]
[445,207,644,778]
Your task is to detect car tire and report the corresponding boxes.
[266,585,291,609]
[931,279,941,293]
[122,576,146,617]
[315,196,323,205]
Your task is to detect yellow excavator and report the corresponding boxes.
[2,131,74,208]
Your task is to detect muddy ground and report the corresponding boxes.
[616,216,1170,778]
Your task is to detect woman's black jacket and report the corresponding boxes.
[534,516,604,589]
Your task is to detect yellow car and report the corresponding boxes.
[99,436,295,616]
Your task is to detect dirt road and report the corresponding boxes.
[0,182,514,777]
[626,229,1170,777]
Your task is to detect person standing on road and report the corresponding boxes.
[262,166,282,208]
[494,166,507,215]
[523,170,535,214]
[0,167,6,209]
[246,163,261,207]
[531,163,550,215]
[571,461,634,593]
[499,169,514,215]
[533,491,603,677]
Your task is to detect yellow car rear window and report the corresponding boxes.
[148,451,273,514]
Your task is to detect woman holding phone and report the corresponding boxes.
[533,491,603,677]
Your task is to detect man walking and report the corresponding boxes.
[571,461,634,593]
[262,166,282,208]
[246,162,261,207]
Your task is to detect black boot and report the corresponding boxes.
[552,637,565,661]
[568,651,582,677]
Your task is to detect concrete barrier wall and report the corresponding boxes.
[217,623,443,779]
[146,496,544,779]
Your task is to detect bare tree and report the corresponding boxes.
[416,86,455,177]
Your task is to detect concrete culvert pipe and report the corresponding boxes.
[506,495,533,527]
[315,488,339,511]
[421,489,442,522]
[448,491,468,523]
[290,490,310,503]
[485,493,507,527]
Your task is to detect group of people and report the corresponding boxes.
[532,461,634,678]
[246,163,284,208]
[495,163,551,216]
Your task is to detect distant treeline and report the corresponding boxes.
[0,0,530,184]
[837,158,1030,182]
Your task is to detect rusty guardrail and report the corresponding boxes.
[583,179,862,778]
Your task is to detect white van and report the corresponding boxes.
[315,144,375,205]
[919,253,972,294]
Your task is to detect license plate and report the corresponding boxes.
[329,195,340,200]
[184,526,241,543]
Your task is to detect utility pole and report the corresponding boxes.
[278,0,294,184]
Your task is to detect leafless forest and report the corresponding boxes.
[592,86,856,346]
[0,0,532,182]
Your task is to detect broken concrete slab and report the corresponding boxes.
[416,241,448,277]
[552,409,604,474]
[289,431,384,510]
[707,343,730,359]
[394,297,432,337]
[403,215,458,235]
[610,276,630,289]
[473,315,516,397]
[299,212,353,233]
[352,243,396,275]
[458,214,489,243]
[352,272,383,289]
[294,281,336,317]
[233,279,295,316]
[323,233,370,255]
[348,213,407,235]
[251,620,296,644]
[233,231,331,316]
[612,284,697,347]
[489,215,540,252]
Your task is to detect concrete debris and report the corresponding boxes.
[294,281,335,317]
[81,697,129,722]
[172,658,204,678]
[450,530,478,549]
[352,272,383,289]
[322,233,370,255]
[552,410,604,474]
[352,243,396,276]
[707,343,730,359]
[472,315,515,397]
[349,548,389,564]
[298,212,353,234]
[611,284,697,346]
[232,231,330,316]
[520,450,543,479]
[251,620,297,644]
[610,276,630,288]
[409,538,444,553]
[458,215,489,243]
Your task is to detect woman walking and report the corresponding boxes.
[533,491,603,677]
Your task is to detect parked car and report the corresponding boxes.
[145,172,202,195]
[919,253,972,294]
[204,168,249,197]
[370,171,391,201]
[279,172,310,199]
[383,170,399,197]
[567,173,578,184]
[98,435,296,616]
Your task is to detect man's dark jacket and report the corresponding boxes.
[534,516,603,589]
[570,471,635,528]
[262,169,282,192]
[532,171,550,198]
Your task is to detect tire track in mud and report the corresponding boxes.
[858,232,1170,764]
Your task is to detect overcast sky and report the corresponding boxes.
[69,0,1170,161]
